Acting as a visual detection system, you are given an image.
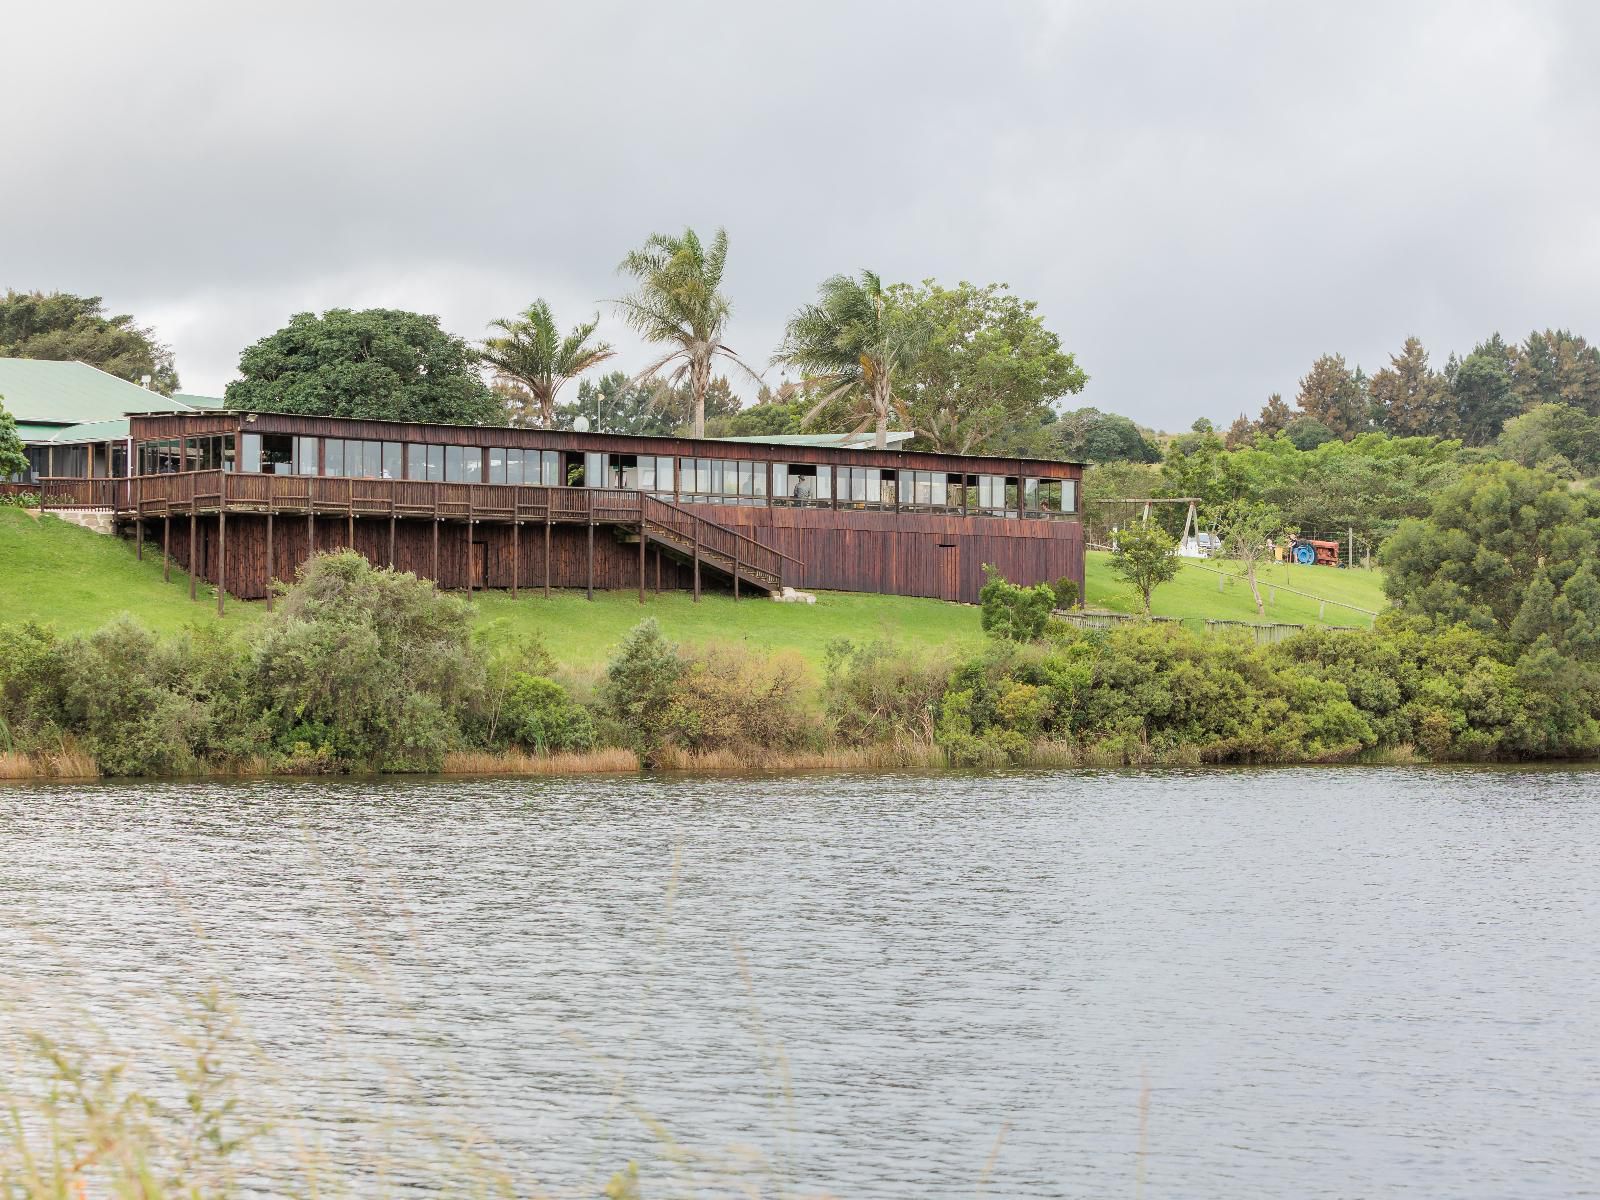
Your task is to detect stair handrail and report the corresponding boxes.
[640,494,805,570]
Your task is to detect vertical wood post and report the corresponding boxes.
[136,516,144,560]
[467,521,474,600]
[638,521,645,603]
[308,511,315,556]
[692,522,701,603]
[189,509,197,601]
[388,513,396,569]
[733,538,740,602]
[512,519,520,599]
[162,514,170,583]
[544,519,552,598]
[655,546,661,594]
[266,511,275,612]
[586,519,594,601]
[431,519,439,585]
[217,510,226,615]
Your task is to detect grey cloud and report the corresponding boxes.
[5,0,1597,426]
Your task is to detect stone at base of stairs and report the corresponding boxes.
[47,508,116,536]
[771,586,816,604]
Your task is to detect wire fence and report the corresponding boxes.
[1056,609,1354,646]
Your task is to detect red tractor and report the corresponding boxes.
[1289,536,1340,567]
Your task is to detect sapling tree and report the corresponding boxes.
[1110,522,1180,617]
[1212,500,1283,617]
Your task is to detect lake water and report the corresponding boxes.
[3,768,1598,1197]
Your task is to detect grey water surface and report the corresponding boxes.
[2,768,1598,1198]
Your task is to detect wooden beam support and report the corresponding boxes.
[693,523,701,603]
[586,519,594,601]
[638,520,646,604]
[734,539,740,602]
[467,521,474,600]
[217,510,226,615]
[512,519,519,600]
[544,519,551,598]
[266,511,274,612]
[136,516,143,560]
[388,513,396,569]
[189,508,197,601]
[162,514,170,583]
[431,518,439,584]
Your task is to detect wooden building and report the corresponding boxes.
[39,410,1085,608]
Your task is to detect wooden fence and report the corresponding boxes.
[1056,609,1337,645]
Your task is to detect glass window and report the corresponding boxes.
[584,452,604,488]
[222,434,237,472]
[260,434,294,474]
[360,441,381,478]
[240,432,262,474]
[773,464,788,497]
[325,439,345,477]
[296,437,319,475]
[445,445,466,482]
[1024,477,1041,511]
[1061,480,1077,513]
[752,461,767,497]
[931,473,948,507]
[405,443,426,480]
[382,442,403,480]
[507,448,525,484]
[488,447,508,484]
[638,456,655,491]
[541,450,560,486]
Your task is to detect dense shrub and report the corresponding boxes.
[978,566,1055,641]
[499,674,596,753]
[822,638,950,746]
[598,619,684,763]
[250,550,483,771]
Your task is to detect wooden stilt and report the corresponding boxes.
[467,522,475,600]
[586,519,594,601]
[431,519,439,584]
[189,509,197,601]
[136,517,143,560]
[544,519,551,598]
[638,522,646,603]
[388,514,396,569]
[266,511,275,612]
[308,511,315,556]
[162,515,170,583]
[346,512,354,551]
[734,539,740,602]
[693,524,701,603]
[217,510,226,615]
[655,547,661,594]
[512,520,519,599]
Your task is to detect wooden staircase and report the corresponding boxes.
[636,494,801,596]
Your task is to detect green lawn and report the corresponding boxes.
[1,510,1390,670]
[1084,549,1388,628]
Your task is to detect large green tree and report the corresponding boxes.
[1295,353,1368,439]
[0,395,29,480]
[773,270,924,449]
[615,226,761,438]
[1053,407,1161,463]
[887,280,1086,454]
[1382,461,1600,647]
[0,290,179,394]
[1452,347,1520,446]
[1370,337,1452,437]
[480,299,614,428]
[224,309,500,424]
[1513,329,1600,416]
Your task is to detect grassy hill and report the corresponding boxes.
[0,510,1389,669]
[1084,550,1386,628]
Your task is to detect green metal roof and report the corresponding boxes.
[714,432,916,449]
[173,392,225,408]
[0,358,198,425]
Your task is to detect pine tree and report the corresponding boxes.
[1257,392,1292,437]
[1295,354,1367,439]
[1370,337,1452,437]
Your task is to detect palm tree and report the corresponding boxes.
[614,227,762,438]
[772,270,924,449]
[481,300,615,428]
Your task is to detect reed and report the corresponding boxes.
[441,747,641,775]
[0,747,99,780]
[654,740,945,773]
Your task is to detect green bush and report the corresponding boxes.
[978,566,1055,642]
[822,637,950,746]
[500,674,596,753]
[598,619,684,763]
[1051,576,1080,610]
[665,644,822,754]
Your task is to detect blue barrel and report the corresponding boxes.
[1292,543,1316,565]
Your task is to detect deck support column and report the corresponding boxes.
[266,511,275,612]
[136,516,143,560]
[512,520,519,599]
[162,515,170,583]
[467,521,475,600]
[308,511,315,557]
[586,519,594,601]
[544,519,551,598]
[388,514,396,569]
[638,521,645,604]
[217,510,226,615]
[734,540,740,602]
[189,509,197,601]
[692,524,701,603]
[431,519,439,585]
[655,547,661,594]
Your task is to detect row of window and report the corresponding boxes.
[133,434,1078,514]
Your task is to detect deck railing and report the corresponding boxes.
[38,473,806,589]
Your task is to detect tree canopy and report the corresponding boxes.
[888,280,1086,455]
[0,290,179,394]
[1052,407,1160,463]
[615,226,760,439]
[481,299,614,428]
[224,309,500,425]
[0,396,28,480]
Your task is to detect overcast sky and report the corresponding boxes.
[6,1,1598,430]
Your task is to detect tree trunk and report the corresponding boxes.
[1248,561,1264,616]
[873,374,891,449]
[691,355,711,439]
